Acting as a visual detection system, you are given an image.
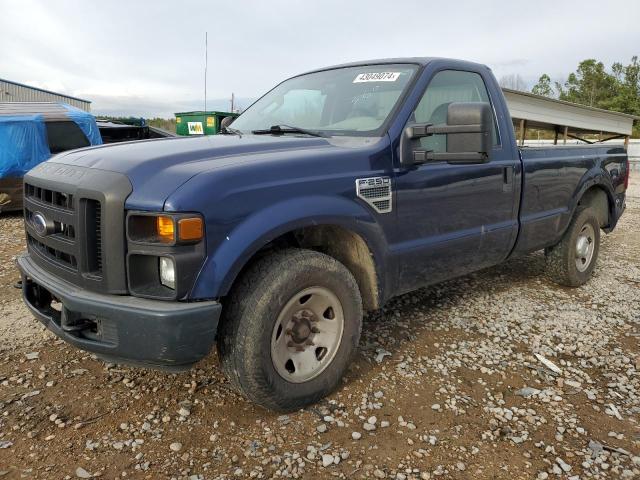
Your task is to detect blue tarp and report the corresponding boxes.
[0,104,102,179]
[0,114,50,178]
[61,104,103,145]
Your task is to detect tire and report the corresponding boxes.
[545,207,601,287]
[217,248,363,411]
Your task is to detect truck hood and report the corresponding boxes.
[51,134,341,210]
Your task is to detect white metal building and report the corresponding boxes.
[503,88,638,147]
[0,78,91,111]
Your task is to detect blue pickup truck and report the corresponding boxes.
[18,58,629,410]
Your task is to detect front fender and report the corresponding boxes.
[190,195,390,300]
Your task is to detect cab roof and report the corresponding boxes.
[301,57,491,75]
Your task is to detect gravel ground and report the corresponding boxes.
[0,179,639,480]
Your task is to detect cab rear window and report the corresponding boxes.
[45,121,90,154]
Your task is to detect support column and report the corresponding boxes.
[554,127,559,145]
[563,126,568,145]
[624,136,630,149]
[519,119,527,146]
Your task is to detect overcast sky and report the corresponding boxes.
[1,0,639,118]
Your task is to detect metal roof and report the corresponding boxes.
[503,88,638,136]
[0,78,91,104]
[0,102,80,121]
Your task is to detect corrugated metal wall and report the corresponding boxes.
[0,79,91,111]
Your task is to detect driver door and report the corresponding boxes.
[393,69,519,293]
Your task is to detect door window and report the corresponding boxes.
[413,70,498,152]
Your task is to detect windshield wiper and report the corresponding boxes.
[251,124,325,137]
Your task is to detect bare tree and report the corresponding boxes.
[499,74,528,91]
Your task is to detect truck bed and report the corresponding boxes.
[514,144,628,255]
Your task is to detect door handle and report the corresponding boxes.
[502,166,514,192]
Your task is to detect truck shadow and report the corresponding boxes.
[343,250,552,386]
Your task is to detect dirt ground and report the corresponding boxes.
[0,178,639,480]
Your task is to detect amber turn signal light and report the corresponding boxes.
[156,216,175,242]
[178,217,203,241]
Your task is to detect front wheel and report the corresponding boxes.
[217,248,362,411]
[545,207,601,287]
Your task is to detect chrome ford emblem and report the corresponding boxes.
[32,212,49,236]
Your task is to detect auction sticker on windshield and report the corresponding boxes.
[353,72,401,83]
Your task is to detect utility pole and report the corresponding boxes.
[204,32,208,112]
[230,92,234,113]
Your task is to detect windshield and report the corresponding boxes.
[231,64,419,136]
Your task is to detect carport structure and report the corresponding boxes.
[502,88,638,148]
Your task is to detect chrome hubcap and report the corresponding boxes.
[575,224,595,272]
[271,287,344,383]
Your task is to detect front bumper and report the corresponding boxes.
[17,253,221,369]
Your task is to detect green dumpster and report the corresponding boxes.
[175,111,239,136]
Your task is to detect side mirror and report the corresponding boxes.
[402,102,492,166]
[445,102,492,158]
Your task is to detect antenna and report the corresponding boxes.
[204,31,208,112]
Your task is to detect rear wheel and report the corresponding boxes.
[545,207,600,287]
[217,248,362,411]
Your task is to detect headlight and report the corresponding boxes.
[159,257,176,289]
[156,216,175,242]
[127,212,206,300]
[128,213,204,245]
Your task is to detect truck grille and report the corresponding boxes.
[84,199,103,274]
[23,163,131,294]
[24,208,76,240]
[27,234,78,270]
[24,183,103,282]
[25,183,74,210]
